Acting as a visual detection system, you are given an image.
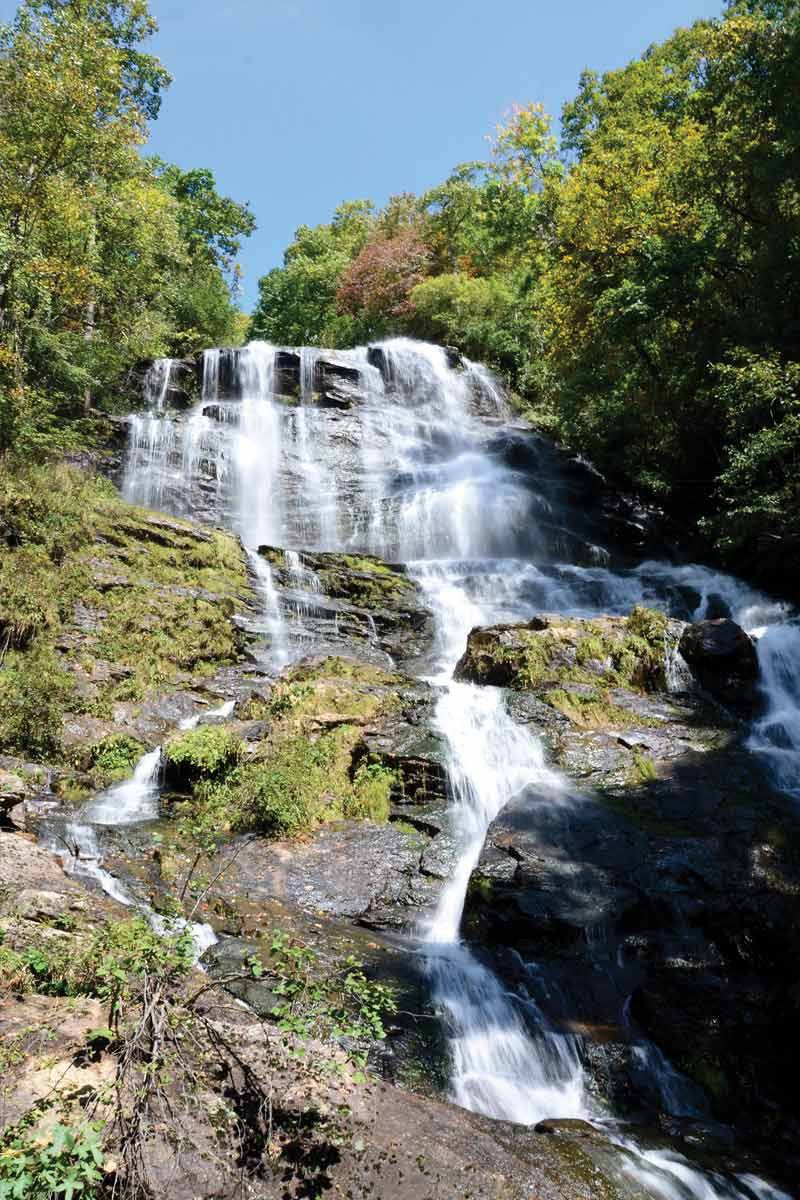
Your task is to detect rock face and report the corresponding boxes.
[455,609,677,716]
[459,611,800,1178]
[257,546,435,671]
[679,617,760,711]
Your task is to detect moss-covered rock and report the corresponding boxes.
[454,609,679,732]
[0,465,249,762]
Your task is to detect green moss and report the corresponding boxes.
[0,465,249,761]
[87,734,146,784]
[543,688,634,729]
[165,726,242,779]
[0,642,74,760]
[468,609,671,698]
[631,751,658,782]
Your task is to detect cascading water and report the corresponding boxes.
[117,336,797,1198]
[40,700,235,958]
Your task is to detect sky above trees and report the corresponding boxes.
[0,0,723,307]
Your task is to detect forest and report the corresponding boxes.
[0,0,254,461]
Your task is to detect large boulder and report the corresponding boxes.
[455,609,679,724]
[678,618,759,712]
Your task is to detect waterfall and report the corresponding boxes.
[748,624,800,798]
[142,357,175,410]
[115,337,796,1198]
[41,702,236,959]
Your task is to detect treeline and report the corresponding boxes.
[251,0,800,589]
[0,0,254,460]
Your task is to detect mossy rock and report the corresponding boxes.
[454,608,681,732]
[0,466,250,762]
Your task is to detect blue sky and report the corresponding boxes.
[1,0,724,309]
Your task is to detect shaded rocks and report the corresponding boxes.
[679,618,759,712]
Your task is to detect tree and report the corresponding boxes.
[250,201,375,346]
[0,0,254,456]
[336,225,432,337]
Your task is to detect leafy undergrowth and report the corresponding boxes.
[0,912,396,1200]
[163,657,399,852]
[0,464,248,762]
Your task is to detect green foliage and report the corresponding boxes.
[410,272,526,371]
[0,916,193,1011]
[88,733,145,783]
[0,641,74,759]
[0,1113,105,1200]
[265,929,397,1068]
[165,725,241,780]
[347,759,395,822]
[0,0,253,457]
[250,201,374,346]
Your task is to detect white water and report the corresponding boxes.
[43,700,237,958]
[116,337,797,1196]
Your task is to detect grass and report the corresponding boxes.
[168,658,400,847]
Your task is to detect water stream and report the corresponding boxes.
[41,701,235,958]
[110,339,800,1196]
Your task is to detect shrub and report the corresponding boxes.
[0,642,74,760]
[88,734,146,784]
[0,1115,106,1200]
[164,725,241,782]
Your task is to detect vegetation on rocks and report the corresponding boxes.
[455,608,674,730]
[167,658,400,853]
[0,464,247,761]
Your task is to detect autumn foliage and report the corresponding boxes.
[336,226,431,327]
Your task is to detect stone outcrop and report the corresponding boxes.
[257,546,435,671]
[679,617,760,712]
[458,609,800,1178]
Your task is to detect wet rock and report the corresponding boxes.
[202,821,441,931]
[679,618,759,712]
[274,348,300,394]
[316,357,362,408]
[257,546,435,671]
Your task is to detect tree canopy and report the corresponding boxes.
[0,0,254,459]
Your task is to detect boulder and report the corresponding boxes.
[315,357,362,408]
[679,618,759,711]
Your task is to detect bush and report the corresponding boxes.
[0,1115,106,1200]
[0,642,74,760]
[164,725,241,783]
[0,916,194,1012]
[88,734,146,784]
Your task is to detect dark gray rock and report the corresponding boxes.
[679,618,759,712]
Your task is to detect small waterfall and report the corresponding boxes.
[748,624,800,798]
[202,348,221,400]
[42,705,237,958]
[142,357,175,410]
